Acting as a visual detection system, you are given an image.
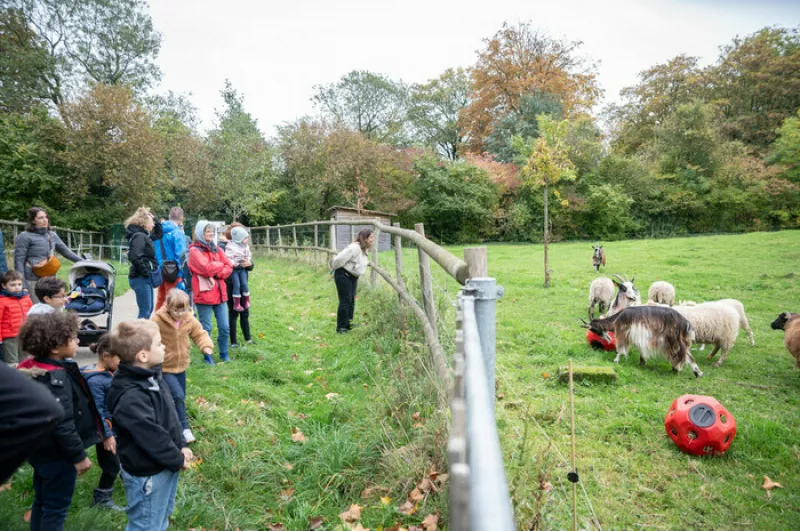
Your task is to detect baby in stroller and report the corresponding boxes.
[66,273,109,313]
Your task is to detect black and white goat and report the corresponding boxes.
[608,274,642,316]
[583,306,702,377]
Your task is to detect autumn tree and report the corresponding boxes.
[312,70,408,145]
[408,67,471,159]
[461,22,601,154]
[484,90,564,163]
[515,115,576,287]
[59,83,164,224]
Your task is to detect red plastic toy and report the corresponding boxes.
[665,394,736,456]
[586,329,616,351]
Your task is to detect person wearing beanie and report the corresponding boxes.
[223,226,252,312]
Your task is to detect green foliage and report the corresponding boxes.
[408,67,471,160]
[485,90,564,163]
[578,183,637,239]
[772,109,800,183]
[411,155,499,242]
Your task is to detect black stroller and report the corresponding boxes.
[65,260,116,346]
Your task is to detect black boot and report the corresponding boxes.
[92,488,125,511]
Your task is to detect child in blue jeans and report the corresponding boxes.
[224,226,251,312]
[108,320,193,531]
[17,312,104,531]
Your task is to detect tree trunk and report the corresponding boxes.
[543,184,550,288]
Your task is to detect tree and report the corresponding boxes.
[461,22,601,153]
[515,115,576,287]
[484,90,564,163]
[772,109,800,183]
[207,81,280,224]
[312,70,408,145]
[0,8,57,113]
[408,67,471,160]
[59,83,164,224]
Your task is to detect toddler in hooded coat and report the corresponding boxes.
[224,226,252,312]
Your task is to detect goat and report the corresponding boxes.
[672,302,739,368]
[647,281,676,306]
[771,312,800,368]
[679,299,755,347]
[582,306,702,377]
[592,245,606,272]
[608,274,642,316]
[588,277,614,319]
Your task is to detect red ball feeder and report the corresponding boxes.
[665,394,736,456]
[586,329,615,351]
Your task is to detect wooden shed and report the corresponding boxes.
[328,206,394,251]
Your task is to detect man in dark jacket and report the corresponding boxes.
[18,312,104,531]
[108,320,192,531]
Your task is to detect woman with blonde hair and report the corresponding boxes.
[124,207,162,318]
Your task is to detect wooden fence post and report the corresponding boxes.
[313,224,319,264]
[370,226,380,287]
[329,218,336,254]
[393,222,405,296]
[266,228,271,251]
[350,224,355,242]
[415,223,439,341]
[277,228,283,249]
[293,226,298,257]
[464,247,489,279]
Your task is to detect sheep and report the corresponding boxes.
[647,281,675,306]
[582,305,702,377]
[592,245,606,272]
[679,299,755,346]
[588,277,614,319]
[672,302,740,367]
[608,274,642,316]
[770,312,800,368]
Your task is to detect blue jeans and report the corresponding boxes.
[129,276,154,319]
[31,459,77,531]
[120,467,180,531]
[162,372,188,430]
[196,303,229,358]
[230,268,249,296]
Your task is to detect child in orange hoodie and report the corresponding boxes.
[151,289,213,444]
[1,270,33,364]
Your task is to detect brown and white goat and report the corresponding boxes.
[584,306,702,377]
[592,245,606,272]
[607,274,642,316]
[771,312,800,368]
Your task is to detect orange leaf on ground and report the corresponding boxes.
[292,354,298,362]
[284,463,294,471]
[763,476,783,490]
[421,513,440,531]
[417,477,434,494]
[23,510,31,523]
[435,473,448,488]
[268,524,285,531]
[339,503,363,522]
[308,516,324,529]
[291,427,306,443]
[280,487,295,498]
[397,501,417,515]
[411,412,421,422]
[408,487,424,503]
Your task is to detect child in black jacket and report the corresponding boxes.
[108,320,193,531]
[17,312,104,531]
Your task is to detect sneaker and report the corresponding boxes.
[203,354,216,366]
[219,353,232,363]
[245,339,254,344]
[183,428,196,444]
[336,328,349,334]
[91,488,124,511]
[231,343,240,348]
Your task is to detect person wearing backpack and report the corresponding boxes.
[154,207,186,311]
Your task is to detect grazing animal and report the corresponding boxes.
[771,312,800,368]
[680,299,755,346]
[608,274,642,316]
[673,303,739,367]
[583,306,702,377]
[592,245,606,272]
[647,281,676,306]
[588,277,615,319]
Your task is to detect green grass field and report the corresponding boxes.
[1,231,798,530]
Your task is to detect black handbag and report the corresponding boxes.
[158,238,180,284]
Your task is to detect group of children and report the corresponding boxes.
[8,282,214,531]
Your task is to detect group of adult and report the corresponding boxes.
[123,207,253,363]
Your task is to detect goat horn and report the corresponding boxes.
[612,274,625,283]
[631,276,635,283]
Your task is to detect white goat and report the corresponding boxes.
[608,274,642,316]
[588,277,615,319]
[679,299,754,346]
[647,281,675,306]
[673,302,740,367]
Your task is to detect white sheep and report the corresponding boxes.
[647,281,675,306]
[673,302,740,367]
[679,299,755,346]
[588,277,614,319]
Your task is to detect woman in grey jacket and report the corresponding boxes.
[330,228,375,333]
[14,208,82,302]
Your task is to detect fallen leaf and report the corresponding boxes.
[434,474,448,488]
[539,480,553,492]
[542,372,550,379]
[329,312,336,317]
[325,393,340,400]
[241,399,251,404]
[360,485,377,499]
[317,343,328,348]
[280,487,295,501]
[417,477,434,494]
[408,487,424,503]
[297,412,308,420]
[763,476,783,490]
[186,457,203,470]
[288,326,296,331]
[284,463,294,471]
[421,513,439,531]
[304,370,315,375]
[352,524,370,531]
[23,510,31,523]
[339,503,362,522]
[222,376,229,381]
[308,516,324,530]
[0,483,11,493]
[306,383,314,388]
[496,392,505,400]
[411,412,421,422]
[258,333,265,339]
[258,401,266,409]
[268,524,285,531]
[397,501,417,515]
[291,427,306,443]
[292,354,298,362]
[380,495,392,506]
[236,419,245,426]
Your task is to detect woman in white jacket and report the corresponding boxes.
[330,228,375,333]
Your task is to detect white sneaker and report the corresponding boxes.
[183,428,196,444]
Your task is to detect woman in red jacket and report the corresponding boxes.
[188,220,233,365]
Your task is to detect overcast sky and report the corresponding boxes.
[147,0,799,135]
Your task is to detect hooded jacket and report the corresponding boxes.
[154,220,187,277]
[0,290,33,339]
[108,363,185,477]
[151,305,214,373]
[17,357,104,464]
[126,223,161,279]
[80,367,114,438]
[188,220,232,306]
[14,228,82,281]
[331,242,369,277]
